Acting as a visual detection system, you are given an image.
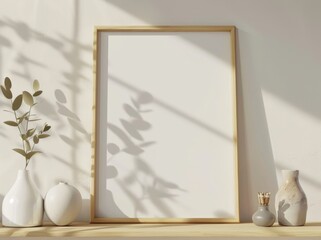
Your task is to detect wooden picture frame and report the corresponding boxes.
[91,26,239,223]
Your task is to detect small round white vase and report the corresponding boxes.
[44,182,82,226]
[275,170,307,226]
[2,169,44,227]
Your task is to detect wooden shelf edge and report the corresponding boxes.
[1,222,321,237]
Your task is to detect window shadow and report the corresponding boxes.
[4,0,314,223]
[102,0,321,222]
[103,0,321,119]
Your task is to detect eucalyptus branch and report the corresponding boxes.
[11,100,26,158]
[25,105,32,133]
[24,105,33,169]
[1,77,51,169]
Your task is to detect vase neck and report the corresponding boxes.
[258,205,269,211]
[17,169,30,181]
[282,170,298,182]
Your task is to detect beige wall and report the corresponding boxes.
[0,0,321,223]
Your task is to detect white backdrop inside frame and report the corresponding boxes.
[95,29,238,221]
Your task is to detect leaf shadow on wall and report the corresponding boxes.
[0,18,52,139]
[0,18,62,46]
[0,18,67,195]
[51,89,91,191]
[51,0,92,199]
[0,18,62,81]
[0,10,92,196]
[0,32,11,71]
[99,91,186,218]
[103,74,240,219]
[0,2,91,221]
[55,89,91,144]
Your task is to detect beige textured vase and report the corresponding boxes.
[275,170,307,226]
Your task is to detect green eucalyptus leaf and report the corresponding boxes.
[23,91,34,106]
[4,121,18,126]
[18,117,24,124]
[4,77,12,90]
[13,148,27,157]
[26,128,36,138]
[25,140,31,151]
[33,135,39,144]
[21,134,27,140]
[26,151,41,160]
[12,94,23,111]
[33,90,42,97]
[33,80,40,91]
[1,85,12,99]
[43,124,51,132]
[38,133,50,139]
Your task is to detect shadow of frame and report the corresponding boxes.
[236,29,278,222]
[0,194,3,221]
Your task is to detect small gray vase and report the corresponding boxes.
[252,192,275,227]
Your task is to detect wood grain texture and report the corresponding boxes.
[1,223,321,237]
[95,26,235,32]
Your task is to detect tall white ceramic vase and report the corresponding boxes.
[2,169,43,227]
[275,170,307,226]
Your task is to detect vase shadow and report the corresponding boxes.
[0,194,3,221]
[277,200,291,226]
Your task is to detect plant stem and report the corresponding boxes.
[11,100,28,168]
[24,105,34,169]
[25,105,32,132]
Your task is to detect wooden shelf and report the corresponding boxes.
[1,222,321,237]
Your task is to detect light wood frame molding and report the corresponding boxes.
[91,26,239,223]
